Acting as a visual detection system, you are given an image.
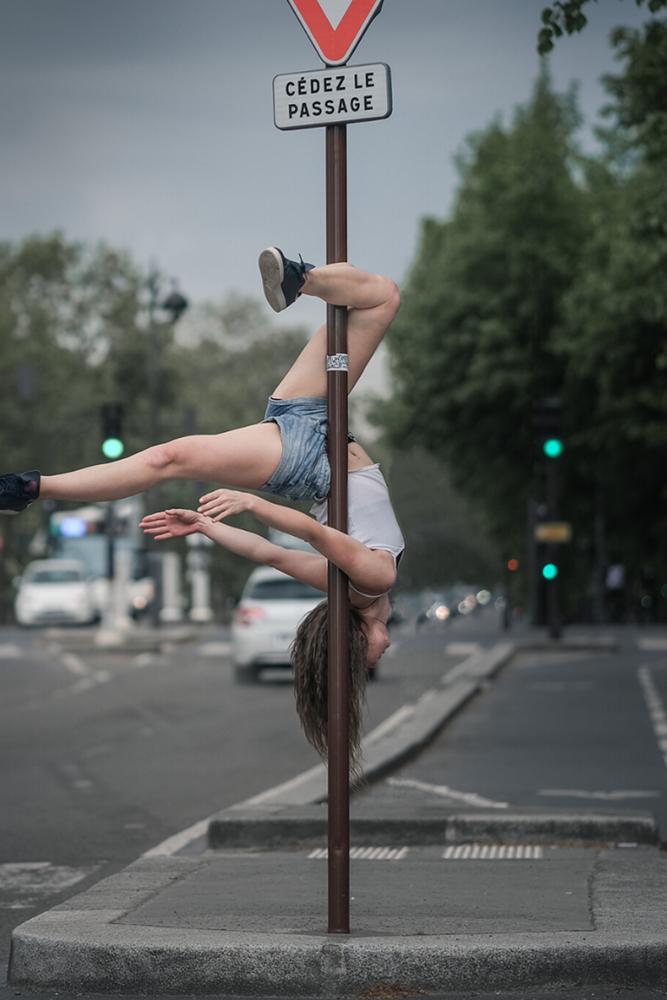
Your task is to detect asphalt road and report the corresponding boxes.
[0,608,502,987]
[3,615,665,1000]
[377,635,667,835]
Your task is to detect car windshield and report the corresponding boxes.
[246,579,322,601]
[27,568,84,584]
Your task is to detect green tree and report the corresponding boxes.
[380,73,585,578]
[556,20,667,613]
[0,234,310,612]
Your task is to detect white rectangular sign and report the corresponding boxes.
[273,62,391,130]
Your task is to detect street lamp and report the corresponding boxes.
[145,271,189,627]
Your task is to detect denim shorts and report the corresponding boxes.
[261,396,354,502]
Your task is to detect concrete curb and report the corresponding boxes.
[9,849,667,995]
[208,806,659,850]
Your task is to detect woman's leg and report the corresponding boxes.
[271,263,400,399]
[39,422,283,503]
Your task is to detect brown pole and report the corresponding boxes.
[325,122,350,934]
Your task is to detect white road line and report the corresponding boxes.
[0,643,21,659]
[142,818,211,858]
[388,777,509,809]
[133,652,156,668]
[240,762,326,807]
[60,652,90,676]
[65,668,112,697]
[444,642,481,656]
[0,862,99,909]
[638,638,667,652]
[197,641,232,657]
[539,788,660,800]
[364,703,415,744]
[638,664,667,769]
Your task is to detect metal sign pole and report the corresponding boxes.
[325,122,350,934]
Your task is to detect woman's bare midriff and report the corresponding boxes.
[348,441,374,471]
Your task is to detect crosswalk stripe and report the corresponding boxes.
[442,844,543,860]
[308,846,409,860]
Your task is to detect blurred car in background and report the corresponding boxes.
[15,559,99,626]
[231,567,323,683]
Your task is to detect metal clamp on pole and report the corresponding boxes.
[326,353,349,371]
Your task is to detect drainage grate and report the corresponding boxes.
[442,844,543,860]
[308,847,408,860]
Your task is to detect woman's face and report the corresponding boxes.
[364,618,391,666]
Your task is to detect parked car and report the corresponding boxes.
[15,559,99,626]
[231,566,323,683]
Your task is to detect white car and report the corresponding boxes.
[15,559,99,627]
[231,566,323,682]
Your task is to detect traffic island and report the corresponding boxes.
[9,844,667,995]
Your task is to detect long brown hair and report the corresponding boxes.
[291,599,369,776]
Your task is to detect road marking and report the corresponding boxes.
[308,846,408,860]
[442,844,543,860]
[445,642,481,656]
[65,669,112,696]
[388,777,509,809]
[142,818,211,858]
[61,652,90,676]
[529,680,595,691]
[0,643,21,659]
[0,862,99,909]
[134,652,156,667]
[638,637,667,652]
[638,664,667,769]
[364,704,415,744]
[197,641,232,657]
[538,788,660,800]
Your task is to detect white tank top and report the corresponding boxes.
[310,464,405,562]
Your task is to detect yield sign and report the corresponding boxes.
[287,0,384,66]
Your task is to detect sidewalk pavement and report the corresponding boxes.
[10,628,667,997]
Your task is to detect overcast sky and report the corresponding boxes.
[1,0,645,349]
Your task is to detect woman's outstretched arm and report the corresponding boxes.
[197,488,396,594]
[140,508,328,591]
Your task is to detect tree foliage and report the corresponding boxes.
[537,0,667,53]
[0,234,308,613]
[380,72,585,553]
[380,26,667,619]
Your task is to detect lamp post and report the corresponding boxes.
[145,271,189,626]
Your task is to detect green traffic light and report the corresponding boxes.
[542,562,558,581]
[102,437,125,460]
[543,438,563,458]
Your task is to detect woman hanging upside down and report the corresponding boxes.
[0,246,403,765]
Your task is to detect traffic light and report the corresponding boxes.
[542,562,558,581]
[507,558,519,572]
[100,402,125,460]
[533,397,563,459]
[543,437,563,459]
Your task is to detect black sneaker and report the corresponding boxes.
[258,247,314,313]
[0,470,41,514]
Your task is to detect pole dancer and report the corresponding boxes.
[0,248,404,764]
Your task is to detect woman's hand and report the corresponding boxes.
[197,488,254,521]
[140,508,208,541]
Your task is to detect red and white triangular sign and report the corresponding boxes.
[287,0,384,66]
